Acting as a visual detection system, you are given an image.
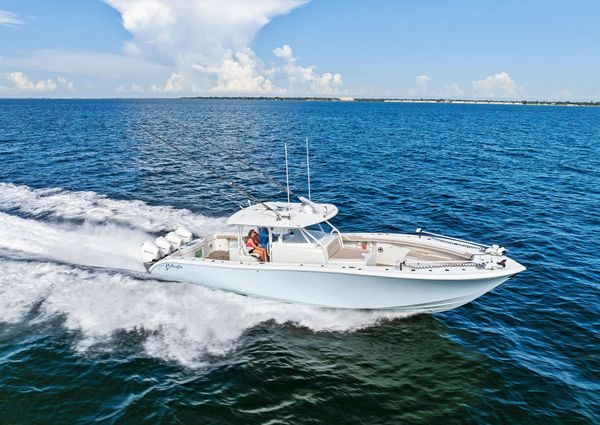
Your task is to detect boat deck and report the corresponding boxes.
[192,232,474,267]
[330,247,368,261]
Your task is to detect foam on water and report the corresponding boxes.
[0,182,228,235]
[0,183,230,270]
[0,259,409,367]
[0,183,410,367]
[0,212,148,271]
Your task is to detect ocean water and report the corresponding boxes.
[0,99,598,424]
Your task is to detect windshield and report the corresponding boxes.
[272,221,338,245]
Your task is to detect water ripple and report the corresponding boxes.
[0,99,598,424]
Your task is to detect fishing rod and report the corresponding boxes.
[135,123,284,220]
[172,120,302,200]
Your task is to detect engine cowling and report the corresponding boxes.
[165,231,183,250]
[175,225,193,243]
[155,236,173,257]
[140,241,160,263]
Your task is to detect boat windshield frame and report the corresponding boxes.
[270,220,342,249]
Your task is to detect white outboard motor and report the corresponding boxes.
[165,231,183,250]
[140,241,160,263]
[175,225,193,243]
[155,236,173,257]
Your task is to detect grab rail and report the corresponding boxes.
[404,261,481,270]
[300,227,326,249]
[325,220,344,246]
[416,228,488,251]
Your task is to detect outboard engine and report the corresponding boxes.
[140,241,160,263]
[155,236,173,257]
[175,225,193,243]
[165,231,183,250]
[139,226,194,271]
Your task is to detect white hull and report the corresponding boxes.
[148,259,517,312]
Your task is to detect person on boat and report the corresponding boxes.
[246,229,268,262]
[259,227,269,247]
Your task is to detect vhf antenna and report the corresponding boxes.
[284,143,291,210]
[305,137,311,200]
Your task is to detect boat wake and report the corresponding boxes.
[0,183,412,366]
[0,182,228,235]
[0,182,229,271]
[0,212,149,271]
[1,259,409,367]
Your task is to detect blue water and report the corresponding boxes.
[0,99,598,424]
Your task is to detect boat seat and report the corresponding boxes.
[326,236,343,259]
[241,237,261,261]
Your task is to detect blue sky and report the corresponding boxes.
[0,0,598,99]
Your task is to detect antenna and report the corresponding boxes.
[284,143,291,209]
[305,137,311,200]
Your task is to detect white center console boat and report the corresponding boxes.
[140,198,525,313]
[137,123,525,314]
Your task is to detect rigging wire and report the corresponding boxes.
[172,119,301,200]
[135,123,283,220]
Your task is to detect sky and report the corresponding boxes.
[0,0,598,100]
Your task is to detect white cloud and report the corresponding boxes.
[0,10,23,27]
[312,72,343,93]
[0,49,171,80]
[446,83,464,97]
[105,0,343,95]
[3,72,57,92]
[272,44,343,94]
[0,1,342,96]
[150,72,184,93]
[407,74,431,97]
[116,83,144,93]
[57,76,75,91]
[123,40,142,56]
[106,0,306,57]
[273,44,295,62]
[416,74,431,87]
[472,72,518,98]
[0,72,76,95]
[193,48,276,93]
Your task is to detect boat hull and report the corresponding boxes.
[148,260,515,313]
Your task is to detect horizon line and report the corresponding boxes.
[0,96,598,105]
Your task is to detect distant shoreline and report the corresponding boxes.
[1,97,598,106]
[182,96,600,107]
